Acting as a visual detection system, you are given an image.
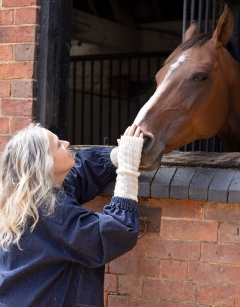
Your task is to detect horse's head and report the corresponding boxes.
[135,5,235,171]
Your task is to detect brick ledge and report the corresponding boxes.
[70,145,240,204]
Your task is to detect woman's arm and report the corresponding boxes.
[58,195,139,267]
[58,124,144,267]
[63,147,116,204]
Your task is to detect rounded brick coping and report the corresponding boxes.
[70,145,240,204]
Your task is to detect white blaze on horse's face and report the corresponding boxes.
[134,53,188,126]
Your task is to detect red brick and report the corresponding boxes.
[161,260,187,281]
[15,8,40,25]
[143,279,196,301]
[198,283,240,306]
[11,80,36,98]
[148,198,202,219]
[202,243,240,265]
[109,256,130,275]
[161,219,218,242]
[84,196,111,212]
[10,117,31,133]
[118,275,143,296]
[129,236,147,257]
[2,0,40,7]
[0,26,37,43]
[13,44,36,61]
[0,81,11,97]
[104,293,108,307]
[0,62,33,79]
[108,295,160,307]
[105,263,109,273]
[0,9,14,25]
[159,302,201,307]
[2,99,32,116]
[0,117,9,134]
[219,222,240,244]
[0,135,11,150]
[189,262,240,286]
[104,274,117,293]
[147,239,200,261]
[0,45,13,61]
[204,202,240,222]
[109,255,160,278]
[136,257,161,278]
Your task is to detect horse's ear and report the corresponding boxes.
[211,5,233,48]
[184,21,199,42]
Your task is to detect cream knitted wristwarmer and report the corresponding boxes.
[110,147,118,168]
[114,136,143,202]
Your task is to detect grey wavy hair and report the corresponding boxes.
[0,123,57,250]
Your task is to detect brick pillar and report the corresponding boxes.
[0,0,40,150]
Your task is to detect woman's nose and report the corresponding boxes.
[66,141,70,148]
[62,140,70,148]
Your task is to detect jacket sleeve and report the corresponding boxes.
[63,148,116,204]
[58,196,139,268]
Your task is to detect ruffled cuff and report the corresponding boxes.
[109,196,138,211]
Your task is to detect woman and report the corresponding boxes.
[0,122,143,307]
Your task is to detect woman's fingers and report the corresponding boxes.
[133,126,141,137]
[126,123,137,136]
[123,126,131,136]
[123,124,143,138]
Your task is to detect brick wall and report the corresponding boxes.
[0,0,40,150]
[85,196,240,307]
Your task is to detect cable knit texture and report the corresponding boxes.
[110,147,118,168]
[114,136,143,202]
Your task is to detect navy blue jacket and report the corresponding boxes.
[0,148,139,307]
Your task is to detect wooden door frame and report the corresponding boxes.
[36,0,73,139]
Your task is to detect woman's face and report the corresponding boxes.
[47,130,75,185]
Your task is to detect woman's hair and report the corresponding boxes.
[0,123,57,250]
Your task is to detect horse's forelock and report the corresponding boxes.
[164,34,211,66]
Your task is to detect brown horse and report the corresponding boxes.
[134,5,240,171]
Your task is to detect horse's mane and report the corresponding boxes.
[164,34,211,65]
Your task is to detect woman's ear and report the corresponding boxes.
[211,5,234,48]
[184,20,199,42]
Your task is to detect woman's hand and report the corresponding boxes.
[117,123,144,146]
[124,123,144,138]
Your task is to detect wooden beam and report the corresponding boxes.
[138,21,183,36]
[152,0,164,21]
[37,0,73,139]
[87,0,98,16]
[108,0,136,28]
[139,21,182,52]
[71,9,141,53]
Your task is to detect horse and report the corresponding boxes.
[134,5,240,172]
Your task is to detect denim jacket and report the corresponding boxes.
[0,148,139,307]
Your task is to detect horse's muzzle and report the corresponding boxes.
[142,134,154,155]
[140,134,165,171]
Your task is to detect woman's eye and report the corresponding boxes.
[192,72,208,82]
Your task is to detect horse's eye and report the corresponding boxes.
[192,72,208,82]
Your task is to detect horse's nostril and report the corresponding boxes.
[143,136,148,145]
[142,135,153,154]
